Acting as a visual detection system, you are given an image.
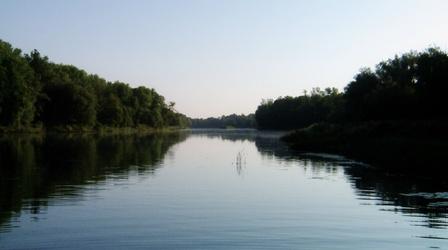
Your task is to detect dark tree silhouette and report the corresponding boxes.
[256,47,448,130]
[0,40,189,131]
[191,114,256,128]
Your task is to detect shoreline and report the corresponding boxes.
[281,120,448,172]
[0,125,187,135]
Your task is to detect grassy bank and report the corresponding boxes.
[282,121,448,172]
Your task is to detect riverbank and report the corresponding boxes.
[282,121,448,172]
[0,125,186,135]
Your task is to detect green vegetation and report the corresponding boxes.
[256,88,343,130]
[282,121,448,170]
[0,40,189,132]
[190,113,256,128]
[255,47,448,170]
[256,47,448,129]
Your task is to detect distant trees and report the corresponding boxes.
[256,47,448,130]
[191,114,256,128]
[0,40,189,131]
[255,88,344,130]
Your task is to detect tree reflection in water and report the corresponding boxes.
[0,132,188,231]
[1,129,447,233]
[254,131,448,230]
[192,129,448,230]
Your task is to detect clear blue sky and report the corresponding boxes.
[1,0,447,118]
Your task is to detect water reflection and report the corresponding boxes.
[192,130,448,231]
[1,129,447,242]
[346,166,448,230]
[251,131,448,231]
[234,150,246,176]
[189,129,448,231]
[0,132,187,232]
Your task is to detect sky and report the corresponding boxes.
[1,0,447,118]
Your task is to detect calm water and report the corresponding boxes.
[0,130,447,249]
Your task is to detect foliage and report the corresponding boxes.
[0,42,38,128]
[256,47,448,129]
[255,88,344,130]
[0,40,188,131]
[282,121,448,170]
[190,113,256,128]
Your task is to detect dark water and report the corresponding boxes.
[0,130,447,249]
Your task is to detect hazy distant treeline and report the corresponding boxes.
[190,114,256,128]
[256,47,448,129]
[0,40,189,131]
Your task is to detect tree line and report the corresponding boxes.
[190,113,256,128]
[0,40,189,131]
[256,47,448,129]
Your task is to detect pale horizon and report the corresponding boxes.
[1,0,447,118]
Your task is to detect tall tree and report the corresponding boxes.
[0,40,38,129]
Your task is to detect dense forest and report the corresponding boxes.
[255,88,343,130]
[256,47,448,170]
[0,40,189,132]
[255,47,448,129]
[190,113,256,128]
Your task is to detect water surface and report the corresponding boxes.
[0,130,447,249]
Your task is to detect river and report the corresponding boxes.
[0,129,447,249]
